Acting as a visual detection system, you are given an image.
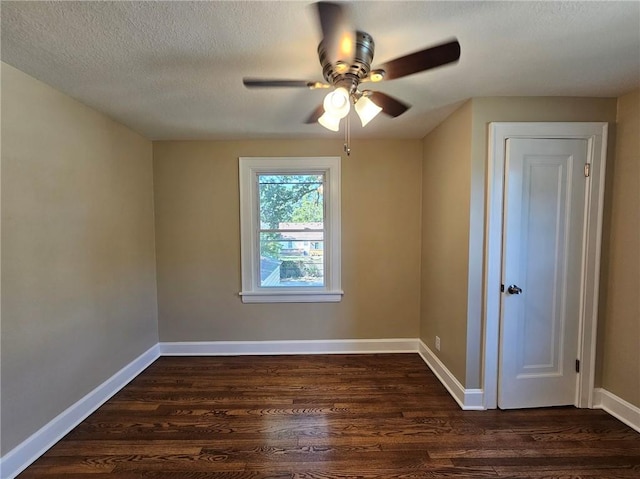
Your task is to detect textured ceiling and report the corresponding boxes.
[2,1,639,140]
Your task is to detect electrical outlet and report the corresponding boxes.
[435,336,441,351]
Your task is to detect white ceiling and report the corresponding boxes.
[2,1,639,140]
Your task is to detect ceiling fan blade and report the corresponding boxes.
[243,78,329,89]
[315,1,355,65]
[368,91,411,118]
[304,104,325,124]
[378,39,461,80]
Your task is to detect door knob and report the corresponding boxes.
[507,284,522,295]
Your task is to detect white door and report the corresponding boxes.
[498,138,589,409]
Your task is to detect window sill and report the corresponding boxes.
[239,290,344,304]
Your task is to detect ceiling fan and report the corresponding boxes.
[243,1,461,132]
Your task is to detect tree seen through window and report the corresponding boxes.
[258,174,325,287]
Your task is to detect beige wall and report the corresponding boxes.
[153,139,422,341]
[466,97,616,387]
[1,63,158,454]
[599,89,639,407]
[420,97,618,389]
[420,101,473,383]
[466,97,618,388]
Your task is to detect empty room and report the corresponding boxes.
[1,1,639,478]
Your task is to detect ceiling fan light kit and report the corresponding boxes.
[354,95,383,127]
[243,1,461,147]
[323,87,351,119]
[318,111,341,132]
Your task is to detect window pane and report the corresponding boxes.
[259,233,324,287]
[258,174,324,229]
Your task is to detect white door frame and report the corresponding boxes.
[483,122,608,410]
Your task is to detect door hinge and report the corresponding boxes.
[584,163,591,177]
[575,359,580,373]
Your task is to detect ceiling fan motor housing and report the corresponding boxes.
[318,31,375,94]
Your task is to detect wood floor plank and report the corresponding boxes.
[17,354,640,478]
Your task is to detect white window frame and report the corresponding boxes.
[239,156,342,303]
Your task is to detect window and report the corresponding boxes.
[239,157,342,303]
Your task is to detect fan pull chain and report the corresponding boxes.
[344,114,351,156]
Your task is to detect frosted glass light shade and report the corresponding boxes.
[318,112,341,132]
[355,96,382,127]
[323,88,350,119]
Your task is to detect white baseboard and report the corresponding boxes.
[593,388,640,433]
[159,338,419,356]
[417,340,484,410]
[0,344,160,479]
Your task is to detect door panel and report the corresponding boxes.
[499,138,588,409]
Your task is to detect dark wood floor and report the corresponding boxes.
[18,354,640,478]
